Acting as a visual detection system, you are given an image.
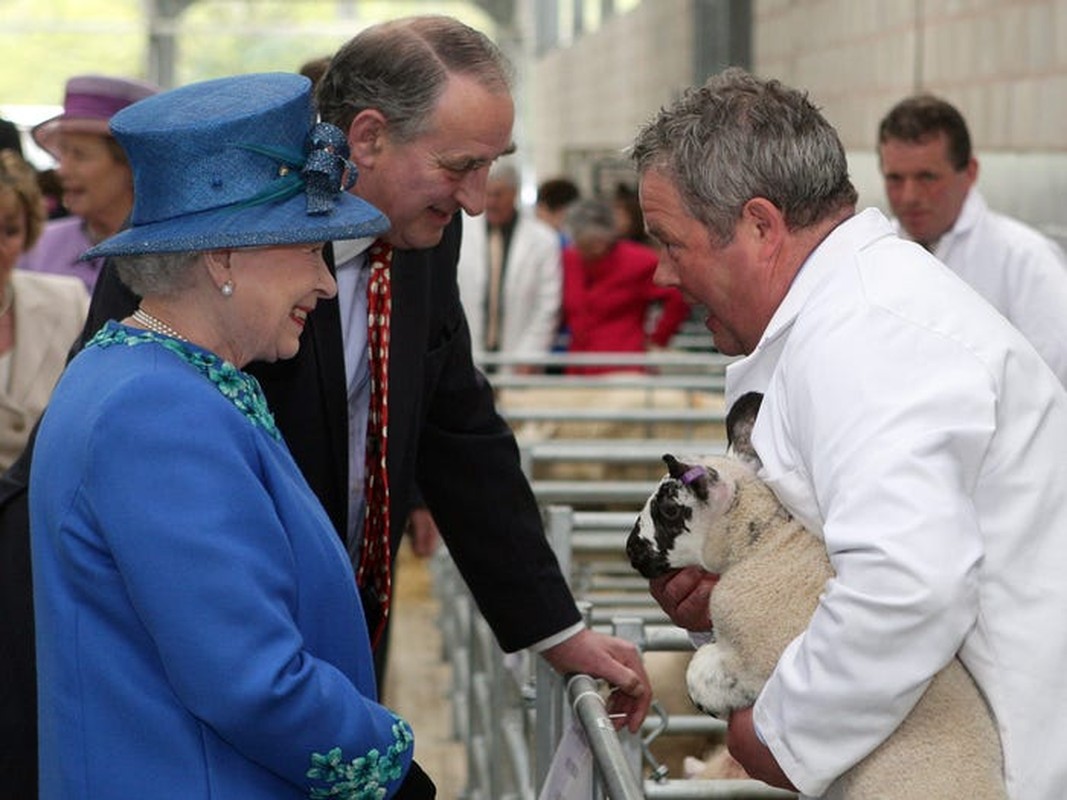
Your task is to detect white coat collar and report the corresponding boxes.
[933,188,985,259]
[726,208,896,407]
[888,188,986,253]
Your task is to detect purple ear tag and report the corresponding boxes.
[680,466,705,485]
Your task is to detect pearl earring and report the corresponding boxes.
[221,280,235,297]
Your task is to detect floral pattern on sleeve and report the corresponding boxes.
[306,716,414,799]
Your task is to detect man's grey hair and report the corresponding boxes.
[316,15,514,143]
[488,158,520,189]
[630,67,857,244]
[114,251,202,298]
[566,198,617,241]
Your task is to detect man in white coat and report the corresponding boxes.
[878,94,1067,387]
[457,160,562,366]
[632,68,1067,799]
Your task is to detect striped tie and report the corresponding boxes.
[357,238,393,648]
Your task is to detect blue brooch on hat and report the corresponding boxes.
[83,72,389,260]
[238,121,357,215]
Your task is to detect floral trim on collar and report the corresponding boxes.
[88,322,280,442]
[307,716,414,799]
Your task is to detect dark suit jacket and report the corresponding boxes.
[0,451,34,798]
[0,214,579,794]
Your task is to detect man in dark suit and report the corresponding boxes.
[304,16,648,707]
[1,15,650,795]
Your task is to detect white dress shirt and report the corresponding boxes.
[333,237,375,557]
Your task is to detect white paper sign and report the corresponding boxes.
[538,717,595,800]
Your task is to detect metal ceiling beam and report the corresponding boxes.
[145,0,199,88]
[469,0,516,28]
[145,0,518,88]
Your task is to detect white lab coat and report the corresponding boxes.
[457,211,562,359]
[925,189,1067,388]
[727,209,1067,799]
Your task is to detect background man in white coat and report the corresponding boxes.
[457,159,562,367]
[877,94,1067,387]
[633,68,1067,798]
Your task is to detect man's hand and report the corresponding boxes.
[649,566,718,631]
[727,707,797,791]
[404,508,440,557]
[542,628,652,733]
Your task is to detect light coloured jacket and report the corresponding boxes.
[0,270,87,468]
[457,211,562,358]
[925,189,1067,387]
[727,208,1067,799]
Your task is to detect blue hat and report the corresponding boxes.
[84,72,389,259]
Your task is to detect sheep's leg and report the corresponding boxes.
[686,640,761,719]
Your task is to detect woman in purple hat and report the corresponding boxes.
[18,74,159,293]
[29,72,435,800]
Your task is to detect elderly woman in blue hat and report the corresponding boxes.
[29,73,435,800]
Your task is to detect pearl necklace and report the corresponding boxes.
[132,307,188,342]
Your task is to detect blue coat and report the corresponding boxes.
[29,322,413,799]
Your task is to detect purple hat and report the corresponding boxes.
[32,74,160,157]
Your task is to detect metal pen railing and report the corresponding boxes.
[568,673,645,800]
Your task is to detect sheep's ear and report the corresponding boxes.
[662,454,711,501]
[663,453,689,480]
[726,392,763,469]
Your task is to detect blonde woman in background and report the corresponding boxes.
[0,149,86,469]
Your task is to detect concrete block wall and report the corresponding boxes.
[752,0,1067,239]
[754,0,1067,151]
[526,0,1067,240]
[527,0,694,182]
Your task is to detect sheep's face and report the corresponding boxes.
[626,454,754,578]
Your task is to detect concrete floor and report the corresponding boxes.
[382,541,468,799]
